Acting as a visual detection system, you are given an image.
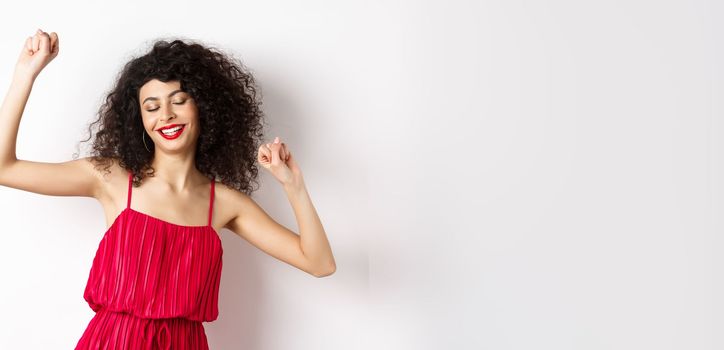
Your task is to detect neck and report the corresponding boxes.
[148,150,204,193]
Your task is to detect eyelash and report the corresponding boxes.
[146,100,186,112]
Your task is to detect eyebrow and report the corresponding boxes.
[141,89,185,104]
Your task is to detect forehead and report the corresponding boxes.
[139,79,182,99]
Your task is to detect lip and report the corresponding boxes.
[157,124,186,140]
[156,123,185,131]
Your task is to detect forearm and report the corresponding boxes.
[284,177,336,274]
[0,72,34,167]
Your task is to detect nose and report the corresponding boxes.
[158,103,177,122]
[161,110,176,122]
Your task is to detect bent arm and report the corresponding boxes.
[225,181,336,278]
[0,72,99,198]
[284,180,336,277]
[0,72,33,168]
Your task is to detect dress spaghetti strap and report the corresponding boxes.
[127,171,133,209]
[208,179,215,227]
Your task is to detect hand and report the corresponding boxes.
[14,29,59,81]
[257,136,302,186]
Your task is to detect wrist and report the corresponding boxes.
[282,174,306,193]
[12,70,36,85]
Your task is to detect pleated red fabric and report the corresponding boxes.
[75,171,223,349]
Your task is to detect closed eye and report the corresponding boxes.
[146,101,186,112]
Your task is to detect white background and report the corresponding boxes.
[0,0,721,349]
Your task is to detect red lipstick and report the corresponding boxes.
[157,124,186,140]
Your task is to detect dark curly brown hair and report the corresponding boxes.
[73,38,267,195]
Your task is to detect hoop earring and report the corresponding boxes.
[142,130,151,152]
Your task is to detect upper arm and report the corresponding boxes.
[224,190,320,276]
[0,157,101,198]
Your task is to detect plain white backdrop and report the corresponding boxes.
[0,0,721,349]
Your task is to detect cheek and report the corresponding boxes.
[140,115,150,127]
[141,116,156,132]
[184,100,198,113]
[185,108,200,123]
[186,105,199,118]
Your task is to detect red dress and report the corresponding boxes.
[76,171,223,350]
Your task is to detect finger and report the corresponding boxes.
[258,145,271,163]
[281,149,288,162]
[32,33,40,52]
[281,143,289,161]
[278,143,287,160]
[272,136,286,160]
[270,141,282,164]
[24,37,32,53]
[258,152,270,164]
[39,32,50,53]
[49,32,59,54]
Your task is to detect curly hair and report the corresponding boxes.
[73,38,267,195]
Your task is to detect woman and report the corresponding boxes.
[0,29,335,349]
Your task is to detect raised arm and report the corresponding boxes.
[0,29,100,198]
[227,137,335,277]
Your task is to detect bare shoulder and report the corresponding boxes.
[88,157,130,202]
[213,181,255,231]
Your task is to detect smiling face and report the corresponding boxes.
[139,79,200,155]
